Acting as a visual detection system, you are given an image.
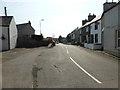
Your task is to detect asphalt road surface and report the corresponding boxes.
[2,44,118,88]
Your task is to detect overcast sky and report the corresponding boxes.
[0,0,118,38]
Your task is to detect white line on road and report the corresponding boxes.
[69,57,102,84]
[67,49,69,54]
[66,47,69,54]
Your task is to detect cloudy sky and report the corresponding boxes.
[0,0,118,38]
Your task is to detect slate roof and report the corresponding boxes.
[0,16,13,26]
[104,1,120,14]
[17,23,28,31]
[101,1,120,18]
[17,22,35,31]
[81,15,102,28]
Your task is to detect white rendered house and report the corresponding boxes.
[0,16,18,51]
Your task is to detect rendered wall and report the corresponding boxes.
[103,4,119,57]
[9,18,18,49]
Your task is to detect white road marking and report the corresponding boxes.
[69,57,102,84]
[67,49,69,54]
[66,47,69,54]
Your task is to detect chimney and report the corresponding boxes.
[28,21,31,25]
[82,19,88,25]
[4,7,7,16]
[103,1,117,12]
[88,13,96,22]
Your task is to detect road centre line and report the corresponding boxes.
[67,49,69,54]
[66,47,69,54]
[69,57,102,84]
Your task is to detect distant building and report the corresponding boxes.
[16,21,35,47]
[17,21,35,38]
[102,1,120,57]
[0,16,18,51]
[71,27,80,45]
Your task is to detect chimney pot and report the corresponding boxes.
[28,21,31,25]
[103,2,117,12]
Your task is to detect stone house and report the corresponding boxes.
[16,21,35,47]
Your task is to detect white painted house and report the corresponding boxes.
[0,16,18,51]
[83,15,102,50]
[102,1,120,57]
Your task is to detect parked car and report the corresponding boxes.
[51,40,55,46]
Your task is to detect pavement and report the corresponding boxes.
[1,44,118,88]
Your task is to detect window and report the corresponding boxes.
[86,27,88,32]
[91,25,92,30]
[80,30,82,34]
[88,25,91,31]
[90,35,93,43]
[95,21,98,30]
[95,34,98,43]
[117,30,120,48]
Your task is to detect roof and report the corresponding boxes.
[17,23,28,31]
[81,14,102,28]
[0,16,13,26]
[104,1,120,14]
[102,1,120,18]
[17,22,35,31]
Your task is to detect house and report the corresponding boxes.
[16,21,35,47]
[17,21,35,38]
[80,13,102,49]
[83,15,102,50]
[80,14,96,46]
[102,1,120,57]
[70,27,80,45]
[79,27,86,46]
[0,16,18,51]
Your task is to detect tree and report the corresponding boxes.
[66,34,71,42]
[58,35,63,43]
[40,34,44,40]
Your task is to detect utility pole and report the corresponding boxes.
[4,7,7,16]
[40,19,44,35]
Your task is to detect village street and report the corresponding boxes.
[2,44,118,88]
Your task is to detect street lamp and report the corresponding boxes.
[40,19,44,35]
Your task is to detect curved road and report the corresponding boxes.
[2,44,118,88]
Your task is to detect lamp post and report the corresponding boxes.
[40,19,44,35]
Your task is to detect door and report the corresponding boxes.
[0,27,9,51]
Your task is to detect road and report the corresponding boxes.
[2,44,118,88]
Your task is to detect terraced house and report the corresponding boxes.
[102,1,120,57]
[67,1,120,57]
[80,14,102,50]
